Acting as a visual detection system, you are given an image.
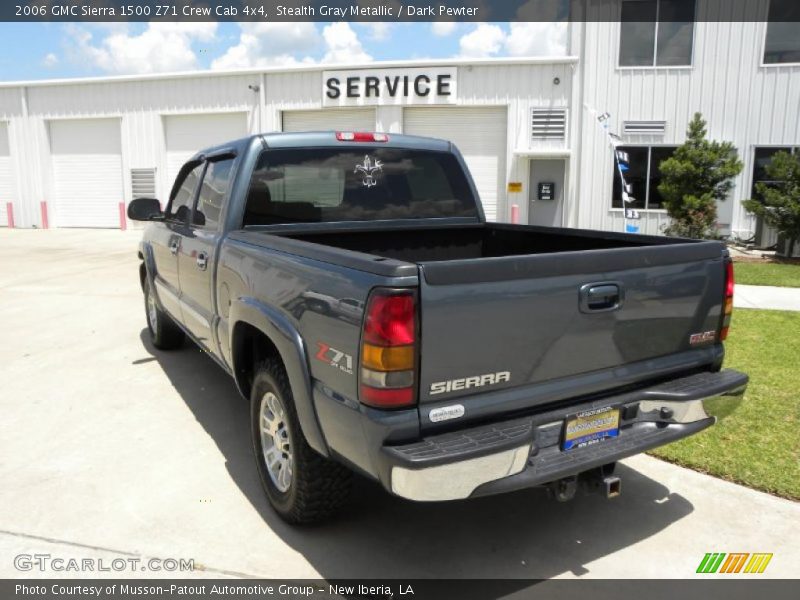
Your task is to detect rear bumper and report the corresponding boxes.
[383,369,747,502]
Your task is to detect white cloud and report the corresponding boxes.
[321,23,372,64]
[456,22,568,60]
[211,23,320,70]
[360,22,392,41]
[505,23,568,57]
[431,22,458,37]
[210,22,371,69]
[66,23,217,75]
[41,53,59,68]
[457,24,505,58]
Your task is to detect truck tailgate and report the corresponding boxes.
[417,241,726,426]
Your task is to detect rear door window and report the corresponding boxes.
[193,158,235,230]
[168,163,203,223]
[243,147,479,225]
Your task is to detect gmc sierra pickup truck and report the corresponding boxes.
[129,131,748,524]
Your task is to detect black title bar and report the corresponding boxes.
[5,579,800,600]
[4,1,793,23]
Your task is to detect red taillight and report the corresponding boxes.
[725,260,735,298]
[720,260,734,341]
[363,294,415,346]
[335,131,389,142]
[359,385,414,408]
[360,289,416,409]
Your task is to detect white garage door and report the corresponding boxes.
[50,118,124,228]
[0,122,14,227]
[404,107,507,221]
[164,112,248,192]
[282,109,375,133]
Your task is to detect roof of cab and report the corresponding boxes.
[261,131,452,152]
[195,130,453,159]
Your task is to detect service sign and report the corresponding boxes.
[322,67,458,107]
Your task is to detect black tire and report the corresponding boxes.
[251,360,352,524]
[143,277,185,350]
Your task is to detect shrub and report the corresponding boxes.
[657,113,743,239]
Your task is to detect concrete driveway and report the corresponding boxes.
[1,229,798,580]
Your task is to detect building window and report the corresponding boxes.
[619,0,695,67]
[764,0,800,64]
[612,145,678,209]
[752,147,799,199]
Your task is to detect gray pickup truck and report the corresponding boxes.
[129,131,747,524]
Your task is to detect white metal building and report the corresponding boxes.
[0,1,798,246]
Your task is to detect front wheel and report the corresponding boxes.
[143,277,185,350]
[251,361,352,524]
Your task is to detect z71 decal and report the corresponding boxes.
[315,342,354,375]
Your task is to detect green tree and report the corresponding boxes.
[743,151,800,257]
[657,113,743,239]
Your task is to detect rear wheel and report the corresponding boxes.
[251,360,352,524]
[143,277,185,350]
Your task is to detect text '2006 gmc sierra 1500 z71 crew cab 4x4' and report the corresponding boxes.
[129,131,748,524]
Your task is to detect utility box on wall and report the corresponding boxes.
[537,182,555,201]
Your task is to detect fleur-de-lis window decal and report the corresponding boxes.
[354,155,383,188]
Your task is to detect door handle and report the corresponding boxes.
[196,252,208,271]
[169,240,180,255]
[580,283,623,313]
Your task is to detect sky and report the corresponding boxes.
[0,22,568,82]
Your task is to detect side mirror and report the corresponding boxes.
[127,198,163,221]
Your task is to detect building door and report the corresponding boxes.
[0,122,14,227]
[164,112,247,196]
[403,107,507,221]
[50,118,124,228]
[528,159,566,227]
[282,109,375,132]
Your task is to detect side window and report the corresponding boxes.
[612,145,678,210]
[193,158,235,230]
[619,0,695,67]
[764,0,800,64]
[168,163,203,223]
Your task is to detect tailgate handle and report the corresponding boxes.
[580,283,623,313]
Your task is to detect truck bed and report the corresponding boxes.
[276,222,676,264]
[232,221,726,434]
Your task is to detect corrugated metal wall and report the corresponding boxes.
[2,74,261,227]
[576,2,800,237]
[0,61,576,228]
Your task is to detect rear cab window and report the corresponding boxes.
[243,147,479,225]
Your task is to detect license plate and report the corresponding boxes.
[562,406,620,451]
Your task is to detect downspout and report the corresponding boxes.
[258,72,266,133]
[569,12,588,229]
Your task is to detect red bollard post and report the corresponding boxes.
[40,201,49,229]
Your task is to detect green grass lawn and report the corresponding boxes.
[733,261,800,287]
[651,309,800,499]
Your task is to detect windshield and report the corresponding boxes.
[243,147,479,225]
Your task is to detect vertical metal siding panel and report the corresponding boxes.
[581,7,800,238]
[0,89,19,119]
[0,122,14,226]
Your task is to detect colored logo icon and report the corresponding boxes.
[696,553,773,574]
